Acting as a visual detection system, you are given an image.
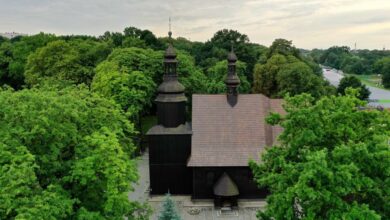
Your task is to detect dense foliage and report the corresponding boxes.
[337,76,371,100]
[0,33,56,88]
[374,57,390,88]
[253,40,334,98]
[250,90,390,219]
[311,46,390,77]
[0,86,149,219]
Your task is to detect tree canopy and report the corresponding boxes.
[312,46,390,76]
[253,49,334,98]
[250,90,390,219]
[0,86,148,219]
[374,57,390,88]
[337,76,371,100]
[92,61,156,119]
[0,33,56,88]
[25,39,111,87]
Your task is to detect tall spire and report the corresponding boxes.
[168,17,172,39]
[155,19,187,124]
[164,17,177,76]
[225,45,240,107]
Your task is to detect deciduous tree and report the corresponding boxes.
[0,86,148,219]
[337,76,371,100]
[374,57,390,88]
[250,90,390,219]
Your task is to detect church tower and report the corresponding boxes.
[225,47,240,106]
[155,30,187,126]
[146,30,192,195]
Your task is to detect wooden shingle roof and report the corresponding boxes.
[187,94,284,167]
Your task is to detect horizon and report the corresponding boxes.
[1,0,390,50]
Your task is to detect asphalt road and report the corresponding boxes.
[322,68,390,107]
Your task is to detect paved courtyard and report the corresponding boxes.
[128,152,266,220]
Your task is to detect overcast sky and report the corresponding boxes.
[1,0,389,49]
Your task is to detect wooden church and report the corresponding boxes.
[147,32,284,207]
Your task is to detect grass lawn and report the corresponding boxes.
[347,74,390,91]
[378,99,390,103]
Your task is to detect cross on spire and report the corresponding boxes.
[168,17,172,39]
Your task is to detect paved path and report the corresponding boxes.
[128,152,150,203]
[322,68,390,107]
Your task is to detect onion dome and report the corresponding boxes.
[155,31,186,102]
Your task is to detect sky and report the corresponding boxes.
[1,0,390,49]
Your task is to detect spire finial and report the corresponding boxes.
[168,17,172,39]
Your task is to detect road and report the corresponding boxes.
[322,68,390,108]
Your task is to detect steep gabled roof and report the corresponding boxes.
[187,94,284,167]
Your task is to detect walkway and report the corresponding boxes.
[322,68,390,107]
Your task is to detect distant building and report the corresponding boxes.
[0,32,26,39]
[147,31,284,208]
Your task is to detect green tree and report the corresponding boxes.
[276,61,328,98]
[92,61,156,119]
[25,39,111,87]
[309,49,324,63]
[266,38,300,59]
[320,46,350,69]
[383,69,390,89]
[100,47,162,82]
[374,57,390,88]
[253,54,287,97]
[68,38,112,70]
[0,86,149,219]
[250,90,390,219]
[0,42,12,85]
[0,33,56,88]
[99,47,208,101]
[122,26,163,49]
[253,53,333,98]
[122,37,147,48]
[158,193,182,220]
[25,40,85,86]
[198,29,263,81]
[337,76,371,100]
[0,36,7,44]
[341,56,368,75]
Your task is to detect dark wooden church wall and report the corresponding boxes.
[192,167,268,199]
[156,102,186,127]
[148,134,192,194]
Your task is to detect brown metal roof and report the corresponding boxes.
[188,94,284,167]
